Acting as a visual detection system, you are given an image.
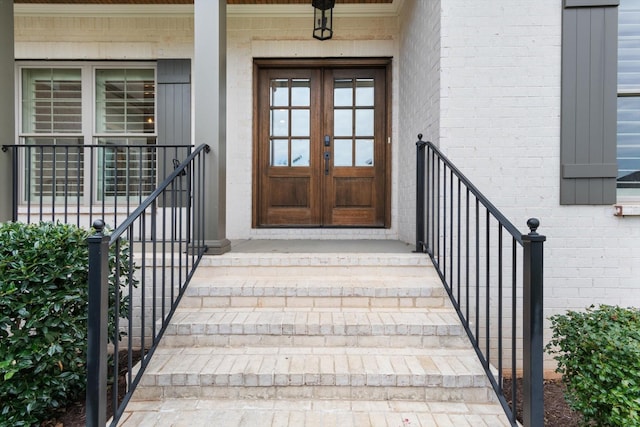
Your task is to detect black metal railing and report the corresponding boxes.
[415,134,545,427]
[85,143,210,427]
[1,143,193,229]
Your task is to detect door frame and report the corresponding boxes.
[252,57,392,228]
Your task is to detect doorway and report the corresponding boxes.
[253,58,391,227]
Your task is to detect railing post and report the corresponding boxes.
[86,219,110,427]
[1,145,17,222]
[522,218,545,427]
[415,134,427,252]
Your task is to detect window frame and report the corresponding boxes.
[16,61,157,206]
[616,0,640,201]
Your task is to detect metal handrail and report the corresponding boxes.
[415,134,545,427]
[86,143,210,427]
[1,143,195,228]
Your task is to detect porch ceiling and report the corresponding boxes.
[14,0,400,17]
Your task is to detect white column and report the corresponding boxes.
[0,0,15,222]
[194,0,230,254]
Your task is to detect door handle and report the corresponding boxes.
[324,151,330,175]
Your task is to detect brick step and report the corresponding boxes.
[126,246,510,424]
[184,275,447,309]
[135,347,495,403]
[161,307,470,349]
[196,252,431,269]
[186,275,446,298]
[119,398,512,427]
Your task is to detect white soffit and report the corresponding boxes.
[14,1,404,18]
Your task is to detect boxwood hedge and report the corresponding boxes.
[0,222,133,427]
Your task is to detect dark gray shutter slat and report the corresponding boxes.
[157,59,191,206]
[157,59,191,84]
[158,59,191,147]
[560,3,618,205]
[562,163,617,178]
[564,0,619,8]
[561,8,578,202]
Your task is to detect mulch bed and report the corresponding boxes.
[503,377,581,427]
[41,351,142,427]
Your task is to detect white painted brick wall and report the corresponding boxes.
[400,0,640,370]
[397,0,441,246]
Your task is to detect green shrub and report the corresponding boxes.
[0,222,134,427]
[546,305,640,427]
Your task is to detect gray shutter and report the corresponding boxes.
[560,0,619,205]
[157,59,191,205]
[158,59,191,146]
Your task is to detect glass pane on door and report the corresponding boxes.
[355,139,374,166]
[334,78,353,106]
[334,139,352,167]
[333,78,375,167]
[356,78,374,106]
[269,78,311,167]
[270,139,288,166]
[292,139,310,167]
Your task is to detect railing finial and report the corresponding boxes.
[527,218,540,235]
[417,133,423,141]
[92,219,105,236]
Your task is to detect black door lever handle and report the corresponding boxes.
[324,151,330,175]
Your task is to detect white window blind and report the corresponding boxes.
[95,68,155,134]
[22,68,82,134]
[21,68,84,199]
[95,68,157,200]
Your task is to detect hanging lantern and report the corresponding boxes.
[312,0,335,41]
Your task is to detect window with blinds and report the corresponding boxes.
[19,65,157,203]
[95,69,156,200]
[21,68,84,200]
[617,0,640,194]
[95,68,155,134]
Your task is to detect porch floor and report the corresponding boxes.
[118,239,513,427]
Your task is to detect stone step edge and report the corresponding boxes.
[158,334,472,350]
[138,348,490,388]
[195,254,432,268]
[178,295,449,310]
[189,274,440,282]
[131,384,498,405]
[184,286,447,299]
[163,325,464,337]
[189,271,439,282]
[120,398,511,427]
[163,310,464,337]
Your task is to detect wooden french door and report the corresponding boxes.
[254,59,390,227]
